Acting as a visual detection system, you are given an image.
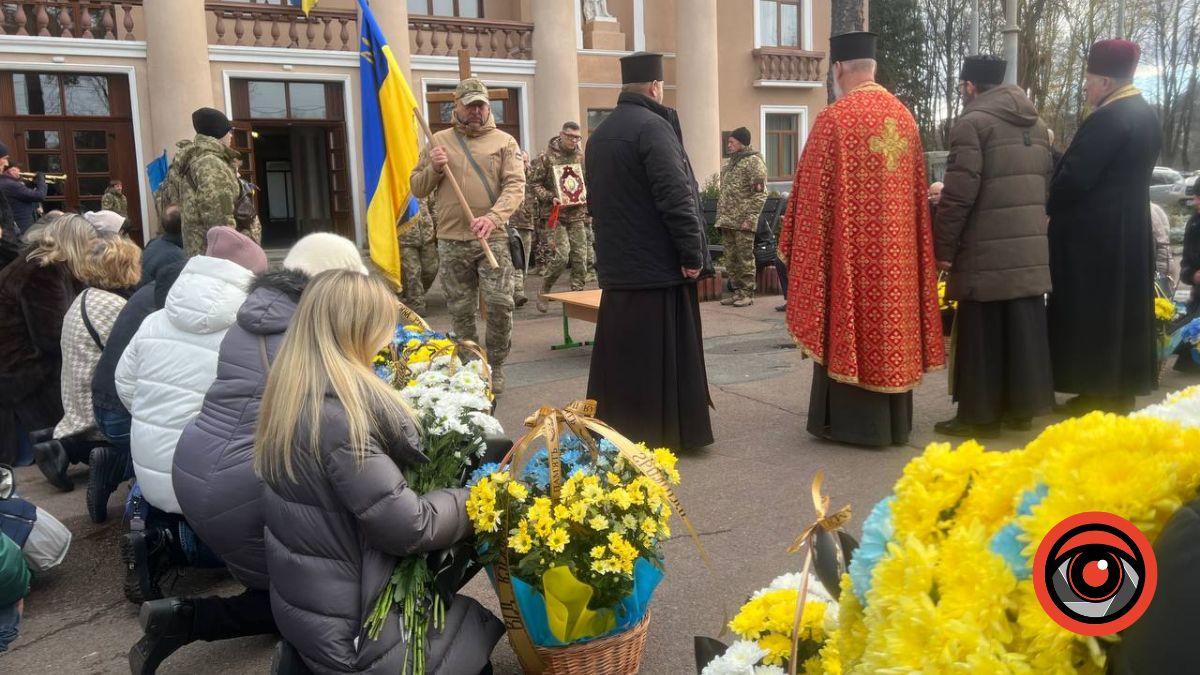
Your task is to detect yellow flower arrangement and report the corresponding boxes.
[819,406,1200,674]
[466,440,681,617]
[729,590,829,666]
[1155,296,1178,322]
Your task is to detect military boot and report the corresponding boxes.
[720,292,740,306]
[491,365,506,395]
[536,281,552,314]
[733,294,754,308]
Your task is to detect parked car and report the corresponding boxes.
[1185,173,1197,204]
[1150,166,1187,208]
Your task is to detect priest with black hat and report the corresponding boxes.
[1047,39,1161,414]
[583,51,714,451]
[933,55,1056,438]
[776,31,945,447]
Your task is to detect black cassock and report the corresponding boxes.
[1046,92,1161,399]
[587,285,713,451]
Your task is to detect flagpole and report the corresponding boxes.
[412,106,500,269]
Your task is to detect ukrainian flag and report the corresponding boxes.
[290,0,318,16]
[358,0,421,286]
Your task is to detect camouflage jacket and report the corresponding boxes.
[399,197,437,247]
[529,137,587,224]
[716,148,768,231]
[508,166,539,231]
[101,188,127,216]
[176,135,241,257]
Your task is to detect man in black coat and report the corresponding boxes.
[0,144,19,269]
[1047,39,1162,414]
[0,164,46,234]
[583,51,713,451]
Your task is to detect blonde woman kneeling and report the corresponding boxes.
[255,270,502,675]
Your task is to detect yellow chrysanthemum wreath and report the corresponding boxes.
[810,407,1200,675]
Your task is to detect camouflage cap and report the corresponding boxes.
[455,78,489,105]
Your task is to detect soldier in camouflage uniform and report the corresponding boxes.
[532,122,589,312]
[101,180,128,216]
[410,79,525,393]
[716,127,768,307]
[399,196,439,315]
[509,151,536,307]
[173,108,242,258]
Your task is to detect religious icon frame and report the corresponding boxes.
[552,163,588,206]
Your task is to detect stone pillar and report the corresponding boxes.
[532,0,581,149]
[370,0,413,83]
[675,0,721,182]
[143,0,214,161]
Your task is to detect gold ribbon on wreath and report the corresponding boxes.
[785,472,851,675]
[494,400,712,674]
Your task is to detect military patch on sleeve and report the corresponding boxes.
[753,180,765,193]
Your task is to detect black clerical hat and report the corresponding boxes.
[620,52,664,84]
[830,31,877,63]
[960,55,1007,86]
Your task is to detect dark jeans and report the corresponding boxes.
[93,405,134,480]
[191,588,277,642]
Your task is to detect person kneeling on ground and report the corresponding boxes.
[127,234,369,674]
[257,270,502,674]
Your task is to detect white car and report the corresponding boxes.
[1151,166,1187,208]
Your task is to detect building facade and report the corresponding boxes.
[0,0,834,249]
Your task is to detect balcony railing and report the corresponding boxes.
[207,1,356,51]
[753,47,825,83]
[1,1,142,40]
[409,15,532,60]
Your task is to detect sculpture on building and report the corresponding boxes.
[583,0,615,22]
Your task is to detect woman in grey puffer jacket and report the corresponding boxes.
[256,270,502,675]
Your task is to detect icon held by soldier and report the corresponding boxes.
[533,121,589,312]
[717,126,768,308]
[410,78,525,394]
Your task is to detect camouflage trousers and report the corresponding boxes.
[438,238,515,366]
[721,228,757,296]
[585,222,596,273]
[532,221,556,273]
[542,220,588,292]
[400,240,439,315]
[511,228,532,302]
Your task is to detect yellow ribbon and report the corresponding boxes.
[785,472,851,675]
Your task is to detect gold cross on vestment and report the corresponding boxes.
[869,118,908,172]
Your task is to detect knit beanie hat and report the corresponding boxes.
[730,127,752,147]
[192,107,233,139]
[0,141,8,157]
[205,226,267,275]
[83,210,128,235]
[283,232,367,276]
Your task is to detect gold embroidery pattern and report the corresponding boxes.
[869,118,908,172]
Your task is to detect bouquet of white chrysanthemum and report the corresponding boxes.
[364,325,502,675]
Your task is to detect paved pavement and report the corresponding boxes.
[6,276,1195,675]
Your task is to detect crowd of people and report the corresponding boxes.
[0,23,1194,675]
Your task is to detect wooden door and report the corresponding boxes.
[326,124,353,240]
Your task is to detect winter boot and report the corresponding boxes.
[128,598,195,674]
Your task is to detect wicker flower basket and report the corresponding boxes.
[517,612,652,675]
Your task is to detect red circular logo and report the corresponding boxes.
[1033,512,1157,636]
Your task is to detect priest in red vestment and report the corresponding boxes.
[777,31,945,447]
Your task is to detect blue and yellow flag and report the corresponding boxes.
[358,0,421,285]
[290,0,318,16]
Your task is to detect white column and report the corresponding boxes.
[144,0,214,159]
[533,0,582,146]
[370,0,413,83]
[675,0,722,182]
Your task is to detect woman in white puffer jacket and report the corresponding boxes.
[116,227,267,514]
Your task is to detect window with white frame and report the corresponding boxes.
[758,0,801,48]
[762,109,807,181]
[407,0,481,18]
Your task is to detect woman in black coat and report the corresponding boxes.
[0,214,96,465]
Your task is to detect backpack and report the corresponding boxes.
[234,178,258,233]
[154,154,193,219]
